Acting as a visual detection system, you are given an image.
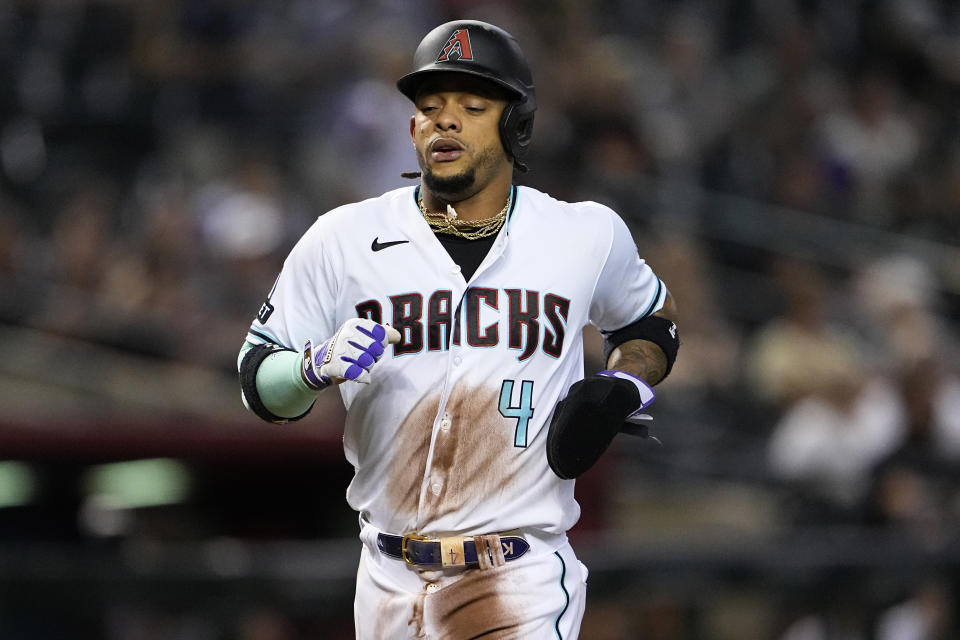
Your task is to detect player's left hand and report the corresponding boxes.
[546,371,655,479]
[301,318,402,389]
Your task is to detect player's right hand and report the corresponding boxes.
[546,371,655,479]
[301,318,401,389]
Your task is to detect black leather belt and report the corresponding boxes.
[377,532,530,568]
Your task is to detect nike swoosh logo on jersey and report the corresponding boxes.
[371,237,410,252]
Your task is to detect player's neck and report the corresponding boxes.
[421,176,513,222]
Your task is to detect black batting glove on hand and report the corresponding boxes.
[546,371,655,480]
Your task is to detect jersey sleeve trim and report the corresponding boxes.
[638,277,666,319]
[599,277,666,336]
[246,327,287,348]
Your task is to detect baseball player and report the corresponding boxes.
[238,20,679,639]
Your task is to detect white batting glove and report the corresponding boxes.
[301,318,401,389]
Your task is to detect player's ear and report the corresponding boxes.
[409,116,416,143]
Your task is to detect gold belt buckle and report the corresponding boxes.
[400,532,429,565]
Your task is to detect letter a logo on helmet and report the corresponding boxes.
[436,29,473,62]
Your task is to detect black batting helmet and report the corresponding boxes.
[397,20,536,171]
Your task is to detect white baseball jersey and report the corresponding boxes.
[246,184,665,539]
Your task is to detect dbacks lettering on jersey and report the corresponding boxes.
[355,287,569,360]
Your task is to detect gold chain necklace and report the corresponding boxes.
[418,191,511,240]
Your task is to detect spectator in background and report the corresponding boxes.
[766,356,904,518]
[876,578,954,640]
[754,258,903,518]
[766,250,960,525]
[633,10,738,181]
[865,356,960,541]
[818,69,921,224]
[745,257,864,410]
[707,18,840,209]
[777,603,868,640]
[852,253,951,369]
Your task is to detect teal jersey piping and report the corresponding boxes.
[247,327,284,347]
[553,551,570,639]
[505,184,519,232]
[638,277,665,319]
[599,276,666,336]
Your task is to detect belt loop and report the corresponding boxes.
[475,534,506,569]
[488,534,506,567]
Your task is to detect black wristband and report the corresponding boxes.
[239,343,315,424]
[602,315,679,380]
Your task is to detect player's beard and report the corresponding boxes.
[423,166,476,197]
[416,145,505,200]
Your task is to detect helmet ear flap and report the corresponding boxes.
[500,101,535,171]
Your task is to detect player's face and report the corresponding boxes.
[410,74,512,199]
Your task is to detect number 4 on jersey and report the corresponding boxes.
[499,379,534,447]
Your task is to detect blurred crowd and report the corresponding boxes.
[2,0,960,638]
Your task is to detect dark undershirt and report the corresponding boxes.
[435,232,497,281]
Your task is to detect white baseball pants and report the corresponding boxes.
[354,522,587,639]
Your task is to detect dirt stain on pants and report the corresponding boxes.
[421,565,527,640]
